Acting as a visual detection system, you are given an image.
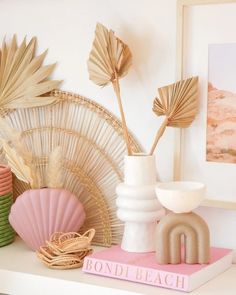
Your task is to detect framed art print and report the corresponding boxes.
[175,0,236,209]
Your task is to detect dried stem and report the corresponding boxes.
[149,117,169,155]
[150,77,198,155]
[112,76,132,156]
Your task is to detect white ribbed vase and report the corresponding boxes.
[116,154,165,252]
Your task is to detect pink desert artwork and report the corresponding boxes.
[207,44,236,164]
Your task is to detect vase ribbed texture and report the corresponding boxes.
[116,155,165,252]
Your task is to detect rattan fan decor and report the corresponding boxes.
[0,90,142,246]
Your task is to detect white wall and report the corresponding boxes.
[0,0,235,255]
[0,0,176,181]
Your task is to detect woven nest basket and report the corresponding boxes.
[0,90,142,246]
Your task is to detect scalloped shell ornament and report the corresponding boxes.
[9,188,86,250]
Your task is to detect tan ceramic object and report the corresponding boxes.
[156,212,210,264]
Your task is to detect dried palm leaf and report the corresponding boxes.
[87,23,132,87]
[47,146,63,189]
[0,139,35,186]
[88,23,132,155]
[0,35,62,110]
[150,77,198,155]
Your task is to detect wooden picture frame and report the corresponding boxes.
[175,0,236,210]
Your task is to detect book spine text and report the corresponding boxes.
[83,257,189,291]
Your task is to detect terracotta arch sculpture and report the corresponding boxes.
[156,212,210,264]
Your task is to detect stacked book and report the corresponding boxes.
[83,245,233,292]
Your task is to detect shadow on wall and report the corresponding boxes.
[119,24,167,84]
[195,206,236,263]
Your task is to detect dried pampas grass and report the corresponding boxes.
[0,139,34,186]
[0,35,62,111]
[1,135,65,189]
[88,23,132,155]
[47,146,63,189]
[0,117,32,162]
[150,77,198,155]
[0,118,41,188]
[0,119,65,189]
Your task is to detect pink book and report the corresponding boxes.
[82,246,233,292]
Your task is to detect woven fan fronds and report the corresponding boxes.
[88,23,132,155]
[0,90,142,246]
[0,35,62,110]
[47,146,63,189]
[150,77,198,155]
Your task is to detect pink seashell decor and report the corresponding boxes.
[9,188,86,250]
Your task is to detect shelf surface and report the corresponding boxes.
[0,237,236,295]
[201,199,236,210]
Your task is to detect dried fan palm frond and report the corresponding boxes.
[87,23,132,87]
[0,139,36,187]
[47,146,63,189]
[150,77,198,155]
[88,23,132,155]
[0,35,62,110]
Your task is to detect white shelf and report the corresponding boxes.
[0,237,236,295]
[201,199,236,210]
